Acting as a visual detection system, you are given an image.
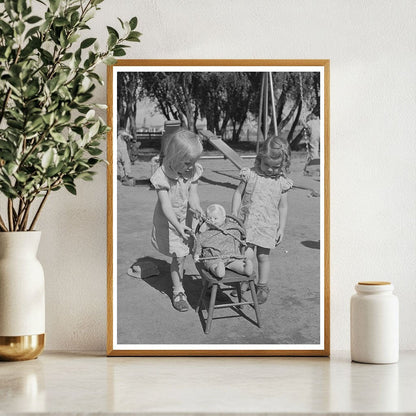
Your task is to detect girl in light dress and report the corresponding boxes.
[150,129,203,312]
[232,136,293,304]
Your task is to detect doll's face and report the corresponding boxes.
[207,211,225,228]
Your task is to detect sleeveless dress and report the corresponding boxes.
[238,167,293,249]
[150,163,203,257]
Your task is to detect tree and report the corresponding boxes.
[138,72,201,132]
[117,72,140,139]
[223,73,254,142]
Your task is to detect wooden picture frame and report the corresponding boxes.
[107,60,330,356]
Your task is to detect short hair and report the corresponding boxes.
[206,204,226,220]
[255,135,291,173]
[163,129,203,173]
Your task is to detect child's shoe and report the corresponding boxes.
[172,292,189,312]
[256,283,270,304]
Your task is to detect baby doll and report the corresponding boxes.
[194,204,253,279]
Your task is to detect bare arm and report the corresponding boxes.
[157,189,191,240]
[232,181,245,216]
[276,192,288,245]
[188,182,203,216]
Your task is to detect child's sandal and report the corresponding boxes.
[172,292,189,312]
[256,284,270,305]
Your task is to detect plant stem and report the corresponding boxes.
[20,200,33,231]
[29,190,50,231]
[14,199,23,230]
[15,199,28,231]
[7,199,14,231]
[0,214,8,232]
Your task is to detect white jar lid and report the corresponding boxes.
[356,281,394,293]
[358,281,391,285]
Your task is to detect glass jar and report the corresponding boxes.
[350,281,399,364]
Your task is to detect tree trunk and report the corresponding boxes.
[287,99,303,149]
[277,94,300,134]
[275,82,287,127]
[219,115,230,139]
[313,73,320,116]
[232,114,247,142]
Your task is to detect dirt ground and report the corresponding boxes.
[116,150,321,346]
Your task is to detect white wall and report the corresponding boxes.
[38,0,416,351]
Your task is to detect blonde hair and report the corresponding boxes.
[163,129,203,174]
[206,203,226,220]
[255,135,291,174]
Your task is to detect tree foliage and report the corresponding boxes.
[130,71,319,143]
[117,72,141,139]
[0,0,141,231]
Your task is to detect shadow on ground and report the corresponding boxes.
[301,240,320,249]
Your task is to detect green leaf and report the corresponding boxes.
[106,26,119,39]
[127,30,141,41]
[25,25,40,39]
[129,16,138,30]
[88,121,100,138]
[50,131,67,143]
[41,148,54,169]
[0,20,13,35]
[54,17,69,27]
[77,171,95,181]
[4,1,16,19]
[80,37,96,49]
[26,15,42,24]
[17,0,27,14]
[85,109,95,120]
[64,183,77,195]
[107,33,117,49]
[87,147,102,156]
[113,47,126,57]
[25,117,44,133]
[42,113,54,125]
[68,33,80,44]
[103,56,117,65]
[45,165,62,177]
[70,11,80,26]
[49,0,60,13]
[14,171,28,183]
[16,21,25,35]
[5,162,18,176]
[117,17,125,29]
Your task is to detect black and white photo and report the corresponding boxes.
[107,60,330,356]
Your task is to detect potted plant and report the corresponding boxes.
[0,0,140,360]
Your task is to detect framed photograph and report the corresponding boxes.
[107,60,330,356]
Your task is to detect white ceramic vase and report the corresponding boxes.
[0,231,45,360]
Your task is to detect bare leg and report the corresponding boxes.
[256,246,271,285]
[210,261,225,278]
[171,255,186,294]
[245,245,255,261]
[171,256,189,311]
[227,259,253,276]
